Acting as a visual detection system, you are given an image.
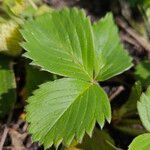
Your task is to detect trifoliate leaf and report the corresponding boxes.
[26,78,111,148]
[0,20,22,56]
[21,8,133,149]
[21,8,95,81]
[93,13,133,81]
[0,55,16,117]
[128,134,150,150]
[135,60,150,86]
[137,87,150,132]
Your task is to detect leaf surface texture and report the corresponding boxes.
[21,8,133,148]
[93,13,132,81]
[26,78,111,148]
[21,8,95,81]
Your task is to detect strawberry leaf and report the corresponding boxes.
[93,13,133,81]
[26,78,111,148]
[21,8,95,81]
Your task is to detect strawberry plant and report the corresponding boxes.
[129,86,150,150]
[21,8,133,148]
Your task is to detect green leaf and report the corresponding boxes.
[137,87,150,132]
[26,78,111,148]
[123,81,142,112]
[114,81,142,119]
[77,128,115,150]
[128,134,150,150]
[93,13,133,81]
[21,8,133,149]
[25,61,53,97]
[0,55,16,117]
[21,8,95,81]
[135,60,150,86]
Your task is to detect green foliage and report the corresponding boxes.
[128,133,150,150]
[93,13,133,81]
[63,128,116,150]
[114,81,142,119]
[113,82,145,136]
[21,8,133,148]
[135,60,150,86]
[26,78,111,148]
[128,86,150,149]
[77,128,115,150]
[25,61,53,97]
[0,55,16,117]
[137,86,150,132]
[21,8,95,81]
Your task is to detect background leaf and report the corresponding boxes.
[77,128,115,150]
[135,60,150,86]
[128,134,150,150]
[0,20,22,56]
[114,81,142,119]
[0,55,16,117]
[25,60,53,97]
[137,86,150,132]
